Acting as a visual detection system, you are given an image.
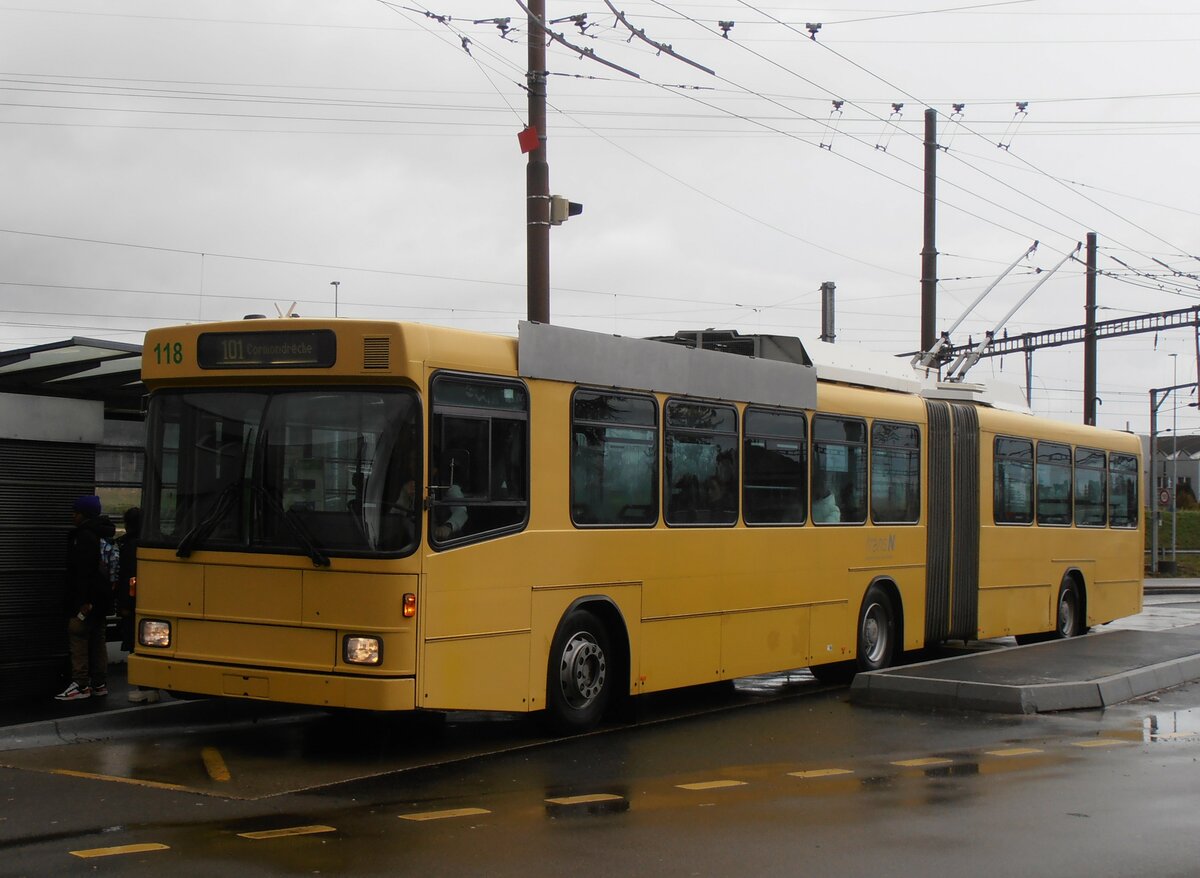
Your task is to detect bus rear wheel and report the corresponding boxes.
[545,609,612,734]
[1054,580,1085,639]
[856,586,897,673]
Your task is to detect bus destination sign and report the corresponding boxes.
[197,330,337,369]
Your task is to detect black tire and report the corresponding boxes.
[855,586,897,673]
[809,661,855,685]
[544,609,613,734]
[1053,579,1085,639]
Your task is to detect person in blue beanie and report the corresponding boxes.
[55,495,116,701]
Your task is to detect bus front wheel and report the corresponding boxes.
[545,609,612,734]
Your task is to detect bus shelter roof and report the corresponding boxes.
[0,337,144,416]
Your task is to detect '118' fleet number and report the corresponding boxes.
[153,341,184,365]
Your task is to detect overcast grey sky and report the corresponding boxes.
[2,0,1199,433]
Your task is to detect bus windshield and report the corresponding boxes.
[142,388,421,558]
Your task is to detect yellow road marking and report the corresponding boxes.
[788,768,855,779]
[676,780,747,791]
[71,843,169,859]
[51,769,189,793]
[239,825,336,840]
[1073,739,1127,748]
[891,757,952,767]
[201,746,231,782]
[545,794,624,806]
[985,748,1043,757]
[399,807,491,822]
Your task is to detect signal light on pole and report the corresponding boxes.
[549,195,583,225]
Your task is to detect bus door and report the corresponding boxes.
[923,400,981,643]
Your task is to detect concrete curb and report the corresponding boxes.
[0,698,319,753]
[850,627,1200,714]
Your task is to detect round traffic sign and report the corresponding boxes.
[1159,488,1172,506]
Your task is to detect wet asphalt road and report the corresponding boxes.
[2,595,1199,876]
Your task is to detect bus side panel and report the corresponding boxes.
[872,562,927,653]
[977,584,1052,639]
[977,520,1055,638]
[1088,576,1143,624]
[1080,527,1144,625]
[809,599,852,665]
[421,633,531,712]
[640,616,722,692]
[720,606,811,679]
[419,543,533,712]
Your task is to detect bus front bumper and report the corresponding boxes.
[128,655,416,711]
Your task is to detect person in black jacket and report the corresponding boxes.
[55,495,116,701]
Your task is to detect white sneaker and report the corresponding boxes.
[55,682,90,701]
[127,688,160,703]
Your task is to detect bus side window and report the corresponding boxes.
[1108,452,1139,529]
[1036,440,1072,526]
[870,421,920,525]
[664,400,737,526]
[1074,447,1107,527]
[994,437,1034,525]
[743,408,807,527]
[429,374,529,544]
[812,415,867,525]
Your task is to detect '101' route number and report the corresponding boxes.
[153,341,184,365]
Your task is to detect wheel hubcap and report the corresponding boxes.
[559,632,606,710]
[862,602,887,664]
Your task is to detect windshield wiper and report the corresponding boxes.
[253,483,331,568]
[176,481,240,558]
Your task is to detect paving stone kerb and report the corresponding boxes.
[850,625,1200,714]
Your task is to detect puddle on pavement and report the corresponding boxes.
[1140,706,1200,743]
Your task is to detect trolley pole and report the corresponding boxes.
[526,0,551,324]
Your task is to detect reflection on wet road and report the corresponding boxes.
[2,591,1199,873]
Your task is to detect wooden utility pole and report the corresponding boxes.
[526,0,550,323]
[1083,232,1098,425]
[920,108,938,353]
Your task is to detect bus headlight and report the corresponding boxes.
[343,635,382,665]
[139,619,172,648]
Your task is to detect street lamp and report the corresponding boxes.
[331,280,340,318]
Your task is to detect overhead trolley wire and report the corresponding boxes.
[759,3,1200,273]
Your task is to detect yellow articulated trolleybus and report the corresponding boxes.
[129,319,1143,732]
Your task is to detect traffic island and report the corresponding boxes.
[850,625,1200,714]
